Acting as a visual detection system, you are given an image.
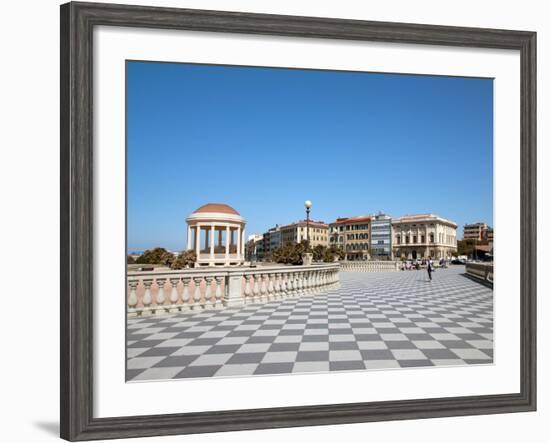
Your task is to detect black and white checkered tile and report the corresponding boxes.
[127,266,493,381]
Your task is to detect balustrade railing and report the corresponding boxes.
[465,262,494,285]
[127,263,340,317]
[340,261,400,272]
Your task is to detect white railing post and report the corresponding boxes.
[142,279,153,316]
[192,276,203,310]
[169,277,180,312]
[204,276,214,309]
[264,274,267,301]
[215,276,224,308]
[268,273,275,299]
[226,271,244,307]
[253,274,261,301]
[181,277,191,311]
[128,280,138,316]
[244,275,253,303]
[155,278,167,314]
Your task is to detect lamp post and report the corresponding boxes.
[304,200,312,247]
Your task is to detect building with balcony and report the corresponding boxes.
[280,220,329,247]
[186,203,246,267]
[392,214,457,260]
[329,215,371,261]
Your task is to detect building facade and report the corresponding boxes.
[392,214,457,260]
[245,234,263,261]
[463,222,491,241]
[280,220,329,247]
[370,212,393,259]
[329,216,371,261]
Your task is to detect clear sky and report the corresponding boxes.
[127,61,493,252]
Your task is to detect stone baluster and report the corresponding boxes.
[273,273,281,298]
[264,274,268,301]
[169,278,180,313]
[181,277,191,311]
[205,276,215,309]
[295,272,303,296]
[155,278,167,314]
[193,276,203,310]
[280,274,288,297]
[304,271,311,294]
[267,273,275,299]
[142,279,153,316]
[312,271,319,291]
[215,276,224,308]
[253,274,261,302]
[286,273,294,296]
[244,275,253,302]
[128,280,138,315]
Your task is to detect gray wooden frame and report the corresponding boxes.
[60,1,536,441]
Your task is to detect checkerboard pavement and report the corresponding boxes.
[127,266,493,381]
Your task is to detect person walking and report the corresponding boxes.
[427,258,433,282]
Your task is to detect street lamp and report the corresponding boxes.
[304,200,312,247]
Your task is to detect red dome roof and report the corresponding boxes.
[193,203,240,215]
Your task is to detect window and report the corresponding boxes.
[406,235,410,244]
[421,235,425,243]
[413,235,417,243]
[429,233,434,243]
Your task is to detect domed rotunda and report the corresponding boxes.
[186,203,246,267]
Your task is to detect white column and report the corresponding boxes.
[210,223,215,265]
[187,225,192,250]
[241,228,246,261]
[236,226,241,259]
[195,224,201,259]
[225,225,230,263]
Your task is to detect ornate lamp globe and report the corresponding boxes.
[304,200,312,209]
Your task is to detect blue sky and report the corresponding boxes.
[127,61,493,252]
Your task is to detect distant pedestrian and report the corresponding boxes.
[427,258,433,281]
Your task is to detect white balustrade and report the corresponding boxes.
[340,261,401,272]
[127,263,340,317]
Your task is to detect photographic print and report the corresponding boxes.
[125,61,494,382]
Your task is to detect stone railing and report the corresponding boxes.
[127,263,340,317]
[340,261,400,272]
[465,262,494,285]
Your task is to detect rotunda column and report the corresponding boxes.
[210,223,215,265]
[236,226,241,260]
[195,224,201,259]
[225,225,230,263]
[187,225,192,250]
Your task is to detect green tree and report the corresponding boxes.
[272,241,309,265]
[127,255,135,264]
[170,250,197,269]
[135,247,174,266]
[323,245,345,263]
[312,244,327,262]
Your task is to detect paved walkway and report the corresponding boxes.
[127,266,493,381]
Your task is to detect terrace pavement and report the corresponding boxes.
[126,265,493,381]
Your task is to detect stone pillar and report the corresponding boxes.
[226,272,244,307]
[187,225,192,250]
[241,228,246,260]
[236,226,241,260]
[225,225,230,264]
[195,225,201,260]
[209,224,215,265]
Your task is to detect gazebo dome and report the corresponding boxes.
[193,203,240,216]
[186,203,246,267]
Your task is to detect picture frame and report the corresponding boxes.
[60,1,537,441]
